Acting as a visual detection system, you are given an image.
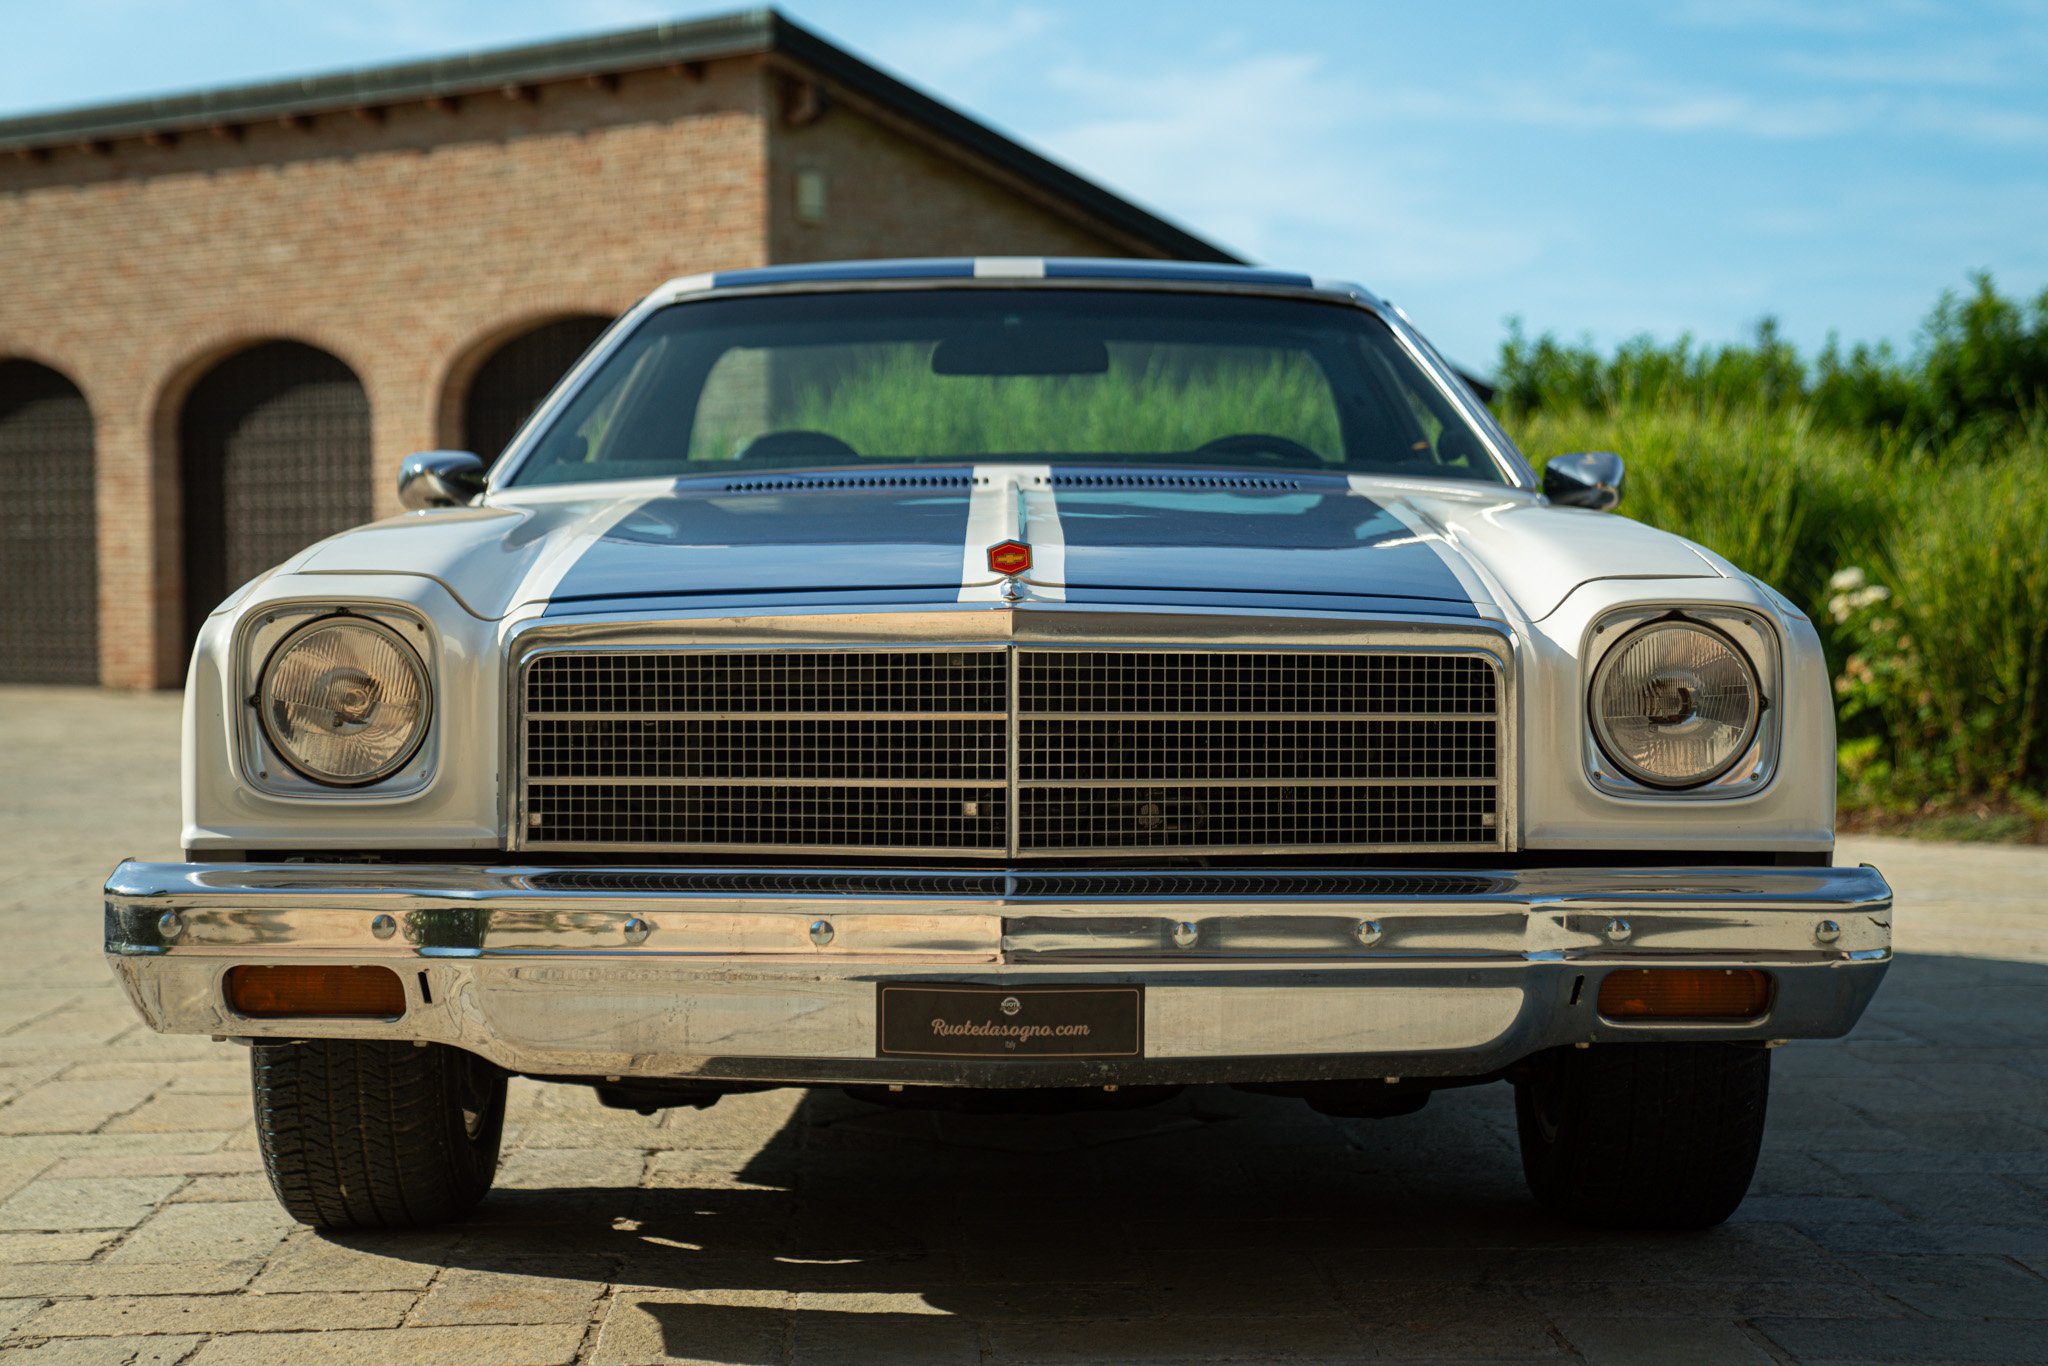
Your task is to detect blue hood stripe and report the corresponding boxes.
[1042,468,1481,614]
[540,469,981,612]
[536,465,1488,618]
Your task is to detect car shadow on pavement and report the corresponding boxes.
[318,950,2048,1363]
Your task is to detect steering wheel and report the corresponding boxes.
[1194,433,1323,466]
[734,430,859,464]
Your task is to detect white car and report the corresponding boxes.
[105,258,1892,1233]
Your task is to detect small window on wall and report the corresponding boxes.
[794,169,828,225]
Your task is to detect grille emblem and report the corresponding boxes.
[987,540,1031,575]
[1000,995,1022,1016]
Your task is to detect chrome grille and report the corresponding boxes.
[520,646,1503,856]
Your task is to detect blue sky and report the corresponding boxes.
[4,0,2044,372]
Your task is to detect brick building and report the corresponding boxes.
[0,9,1232,689]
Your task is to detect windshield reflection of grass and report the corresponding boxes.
[689,349,1347,461]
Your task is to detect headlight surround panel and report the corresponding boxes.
[1582,606,1782,800]
[235,603,439,798]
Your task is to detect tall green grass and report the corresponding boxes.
[1498,273,2048,450]
[776,349,1344,458]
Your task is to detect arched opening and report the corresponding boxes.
[0,360,98,683]
[461,315,611,462]
[180,342,370,655]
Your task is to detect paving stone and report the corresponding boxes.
[0,1155,55,1204]
[0,1335,206,1364]
[0,1133,235,1164]
[164,1173,273,1203]
[1863,1172,2048,1224]
[22,1290,415,1337]
[591,1291,791,1365]
[790,1307,980,1364]
[0,1229,120,1264]
[104,1200,293,1264]
[1839,1252,2048,1318]
[45,1150,263,1181]
[1555,1316,1776,1364]
[0,1176,182,1231]
[1498,1279,1898,1320]
[103,1091,247,1133]
[410,1261,608,1325]
[0,993,83,1035]
[1754,1315,2048,1362]
[0,1078,159,1136]
[1,1260,262,1298]
[494,1145,648,1191]
[247,1230,452,1293]
[988,1314,1373,1362]
[186,1323,587,1365]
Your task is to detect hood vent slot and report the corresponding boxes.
[1047,472,1304,491]
[714,472,977,493]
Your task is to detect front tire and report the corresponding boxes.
[1514,1042,1769,1230]
[251,1039,506,1229]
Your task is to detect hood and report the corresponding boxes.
[294,467,1722,622]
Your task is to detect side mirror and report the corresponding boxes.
[399,451,488,510]
[1543,451,1625,511]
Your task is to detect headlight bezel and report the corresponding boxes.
[235,603,439,799]
[1582,606,1782,800]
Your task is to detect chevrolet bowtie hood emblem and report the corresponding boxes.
[987,540,1031,576]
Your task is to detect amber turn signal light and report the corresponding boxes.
[1597,968,1772,1020]
[226,965,407,1019]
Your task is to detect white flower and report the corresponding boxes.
[1828,581,1891,623]
[1828,566,1868,592]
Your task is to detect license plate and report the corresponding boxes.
[877,984,1144,1059]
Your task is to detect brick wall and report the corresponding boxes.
[0,54,1152,687]
[767,71,1139,263]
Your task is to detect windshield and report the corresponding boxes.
[503,289,1507,487]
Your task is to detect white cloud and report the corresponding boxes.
[1033,51,1542,290]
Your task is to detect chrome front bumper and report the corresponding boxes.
[104,861,1893,1088]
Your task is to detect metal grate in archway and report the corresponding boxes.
[0,361,99,684]
[180,342,370,657]
[462,316,610,463]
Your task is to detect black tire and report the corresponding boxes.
[1514,1042,1769,1230]
[251,1039,506,1230]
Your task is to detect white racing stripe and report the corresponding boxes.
[959,465,1066,602]
[508,491,662,612]
[1348,474,1499,618]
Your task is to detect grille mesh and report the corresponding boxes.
[521,647,1501,855]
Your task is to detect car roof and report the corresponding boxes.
[653,257,1378,304]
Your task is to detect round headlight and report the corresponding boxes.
[259,616,431,786]
[1590,621,1760,789]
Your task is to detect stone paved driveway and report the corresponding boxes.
[1,685,2044,1365]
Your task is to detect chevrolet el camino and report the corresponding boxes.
[104,258,1892,1232]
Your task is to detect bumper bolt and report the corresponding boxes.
[1353,919,1384,947]
[810,919,835,947]
[156,911,182,941]
[622,917,651,945]
[1815,919,1842,944]
[370,914,397,940]
[1171,921,1199,949]
[1604,917,1632,944]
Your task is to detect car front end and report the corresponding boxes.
[105,259,1891,1231]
